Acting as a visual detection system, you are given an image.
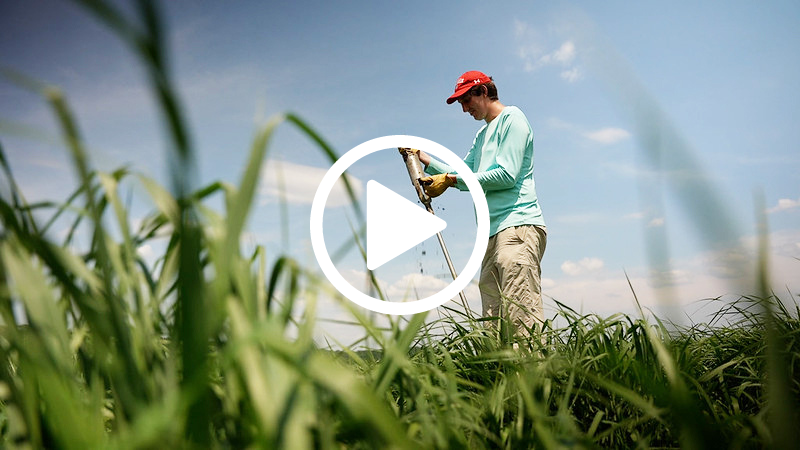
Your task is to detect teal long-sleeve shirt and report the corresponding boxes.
[426,106,545,237]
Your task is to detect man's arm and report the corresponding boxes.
[417,150,432,167]
[458,114,530,191]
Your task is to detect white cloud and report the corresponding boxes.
[545,274,644,316]
[687,247,751,280]
[545,118,629,143]
[513,19,529,38]
[385,273,451,300]
[379,273,481,308]
[524,40,578,71]
[529,40,579,72]
[584,127,631,144]
[259,159,363,207]
[136,243,154,260]
[560,67,582,83]
[622,212,663,227]
[542,41,576,65]
[648,268,692,288]
[514,20,580,82]
[514,20,546,72]
[561,257,604,276]
[544,229,800,323]
[544,268,730,323]
[333,268,482,306]
[767,197,800,214]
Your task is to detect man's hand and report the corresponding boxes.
[398,147,431,166]
[420,173,454,198]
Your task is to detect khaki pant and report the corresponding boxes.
[479,225,547,341]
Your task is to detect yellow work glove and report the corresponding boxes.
[419,173,454,198]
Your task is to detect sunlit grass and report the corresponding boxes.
[1,1,798,448]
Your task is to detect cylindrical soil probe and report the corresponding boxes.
[399,148,472,317]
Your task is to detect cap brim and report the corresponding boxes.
[446,85,473,104]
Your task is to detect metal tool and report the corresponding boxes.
[399,148,472,316]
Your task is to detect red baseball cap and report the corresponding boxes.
[446,70,492,104]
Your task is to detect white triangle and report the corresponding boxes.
[366,180,446,271]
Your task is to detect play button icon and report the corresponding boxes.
[310,135,489,315]
[366,180,446,270]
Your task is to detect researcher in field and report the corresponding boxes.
[405,70,546,343]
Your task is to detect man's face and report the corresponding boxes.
[458,91,487,121]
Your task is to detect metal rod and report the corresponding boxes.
[399,148,473,318]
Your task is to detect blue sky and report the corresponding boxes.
[2,0,799,343]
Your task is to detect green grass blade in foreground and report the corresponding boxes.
[755,194,800,449]
[266,256,302,326]
[286,113,364,220]
[46,87,158,415]
[206,115,285,360]
[226,297,413,448]
[0,141,37,235]
[71,0,211,440]
[627,271,725,448]
[219,115,284,266]
[372,312,428,395]
[1,239,106,448]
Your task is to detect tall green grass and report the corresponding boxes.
[1,1,798,448]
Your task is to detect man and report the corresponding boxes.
[408,70,546,343]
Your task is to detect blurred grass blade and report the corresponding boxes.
[286,113,363,219]
[755,193,798,449]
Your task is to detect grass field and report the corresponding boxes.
[1,1,798,448]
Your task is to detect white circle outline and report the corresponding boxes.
[310,135,489,315]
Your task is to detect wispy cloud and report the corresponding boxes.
[384,273,450,300]
[259,159,363,207]
[561,257,604,276]
[546,229,800,321]
[540,41,576,65]
[560,67,581,83]
[583,127,631,145]
[622,211,663,227]
[767,197,800,214]
[514,20,581,83]
[337,270,481,308]
[546,118,631,145]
